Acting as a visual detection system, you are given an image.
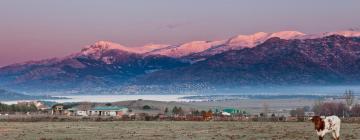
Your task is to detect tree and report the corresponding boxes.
[242,111,247,116]
[178,107,184,115]
[313,102,349,117]
[0,103,37,113]
[290,108,305,117]
[312,99,324,115]
[172,106,178,115]
[344,90,355,110]
[351,104,360,117]
[193,110,200,116]
[164,107,169,114]
[303,106,311,112]
[143,105,151,110]
[201,110,207,116]
[191,109,200,116]
[262,103,269,117]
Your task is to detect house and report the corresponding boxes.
[52,105,65,115]
[89,106,128,116]
[267,110,291,117]
[305,111,315,117]
[221,112,231,116]
[222,108,240,115]
[67,104,93,116]
[68,108,89,116]
[202,112,213,121]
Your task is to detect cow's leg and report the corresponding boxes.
[335,127,340,140]
[319,136,323,140]
[332,131,337,140]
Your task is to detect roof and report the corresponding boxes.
[91,106,127,111]
[223,108,239,113]
[74,104,94,110]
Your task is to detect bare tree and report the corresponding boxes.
[262,102,269,117]
[351,104,360,117]
[312,99,324,115]
[290,108,305,117]
[344,90,355,110]
[164,107,169,115]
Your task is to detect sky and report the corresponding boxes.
[0,0,360,66]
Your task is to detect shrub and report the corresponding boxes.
[143,105,151,110]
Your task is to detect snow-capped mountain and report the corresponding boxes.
[146,31,360,59]
[226,31,305,47]
[145,31,306,58]
[183,31,306,61]
[297,31,360,39]
[82,31,304,59]
[68,30,360,60]
[80,41,168,55]
[1,30,360,94]
[145,40,226,58]
[0,42,188,92]
[136,35,360,86]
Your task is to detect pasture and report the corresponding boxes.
[0,121,360,140]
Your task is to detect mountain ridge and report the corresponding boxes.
[1,31,360,94]
[2,30,360,69]
[133,35,360,86]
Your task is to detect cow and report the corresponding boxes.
[311,115,341,140]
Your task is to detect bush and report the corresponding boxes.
[0,103,37,113]
[142,105,151,110]
[351,104,360,117]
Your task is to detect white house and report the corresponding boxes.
[89,106,128,117]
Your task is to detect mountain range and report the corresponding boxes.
[1,31,360,94]
[0,89,64,101]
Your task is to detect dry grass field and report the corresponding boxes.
[0,121,360,140]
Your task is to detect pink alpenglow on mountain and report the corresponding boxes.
[226,31,305,48]
[145,40,226,58]
[74,31,360,60]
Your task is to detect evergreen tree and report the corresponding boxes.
[164,107,169,114]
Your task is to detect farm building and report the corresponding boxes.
[89,106,128,116]
[68,108,88,116]
[52,105,65,115]
[203,112,213,121]
[305,111,315,117]
[67,103,94,116]
[267,110,291,117]
[222,108,241,115]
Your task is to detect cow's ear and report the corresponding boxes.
[309,117,314,122]
[311,116,320,122]
[310,116,315,122]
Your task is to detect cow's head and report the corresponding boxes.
[311,116,325,131]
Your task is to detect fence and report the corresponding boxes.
[1,114,360,123]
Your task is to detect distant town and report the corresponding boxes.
[0,91,359,123]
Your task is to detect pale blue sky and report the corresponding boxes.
[0,0,360,66]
